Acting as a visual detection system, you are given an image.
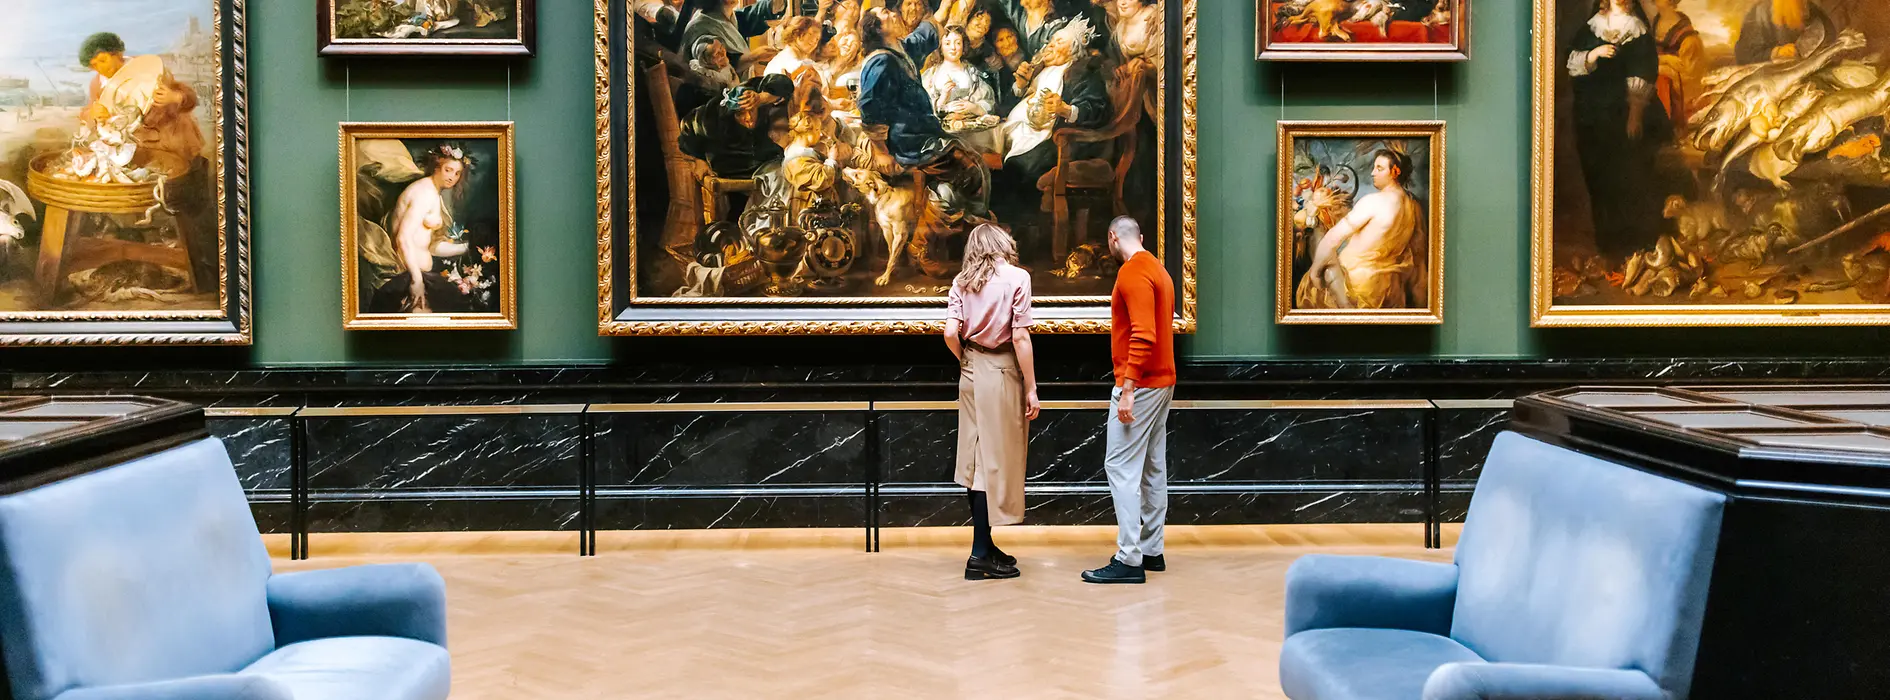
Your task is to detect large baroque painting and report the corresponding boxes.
[0,0,248,345]
[599,0,1196,335]
[1535,0,1890,326]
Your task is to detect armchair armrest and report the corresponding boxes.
[1284,554,1458,637]
[55,675,290,700]
[267,563,447,648]
[1423,663,1666,700]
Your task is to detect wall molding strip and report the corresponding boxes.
[587,401,872,413]
[204,406,301,417]
[298,404,588,417]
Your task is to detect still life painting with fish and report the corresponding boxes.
[599,0,1196,335]
[0,0,248,345]
[1536,0,1890,325]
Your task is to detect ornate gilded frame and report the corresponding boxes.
[317,0,537,57]
[1530,0,1890,327]
[0,0,250,346]
[593,0,1199,336]
[1256,0,1470,62]
[339,121,518,331]
[1275,120,1445,325]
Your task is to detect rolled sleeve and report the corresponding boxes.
[948,284,967,323]
[1011,275,1034,329]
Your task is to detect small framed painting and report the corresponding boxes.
[1257,0,1469,62]
[318,0,536,56]
[340,122,516,331]
[1276,120,1445,325]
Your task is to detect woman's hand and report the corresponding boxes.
[1591,44,1618,61]
[1024,390,1041,421]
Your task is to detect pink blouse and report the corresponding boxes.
[947,264,1034,349]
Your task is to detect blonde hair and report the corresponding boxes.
[954,223,1018,293]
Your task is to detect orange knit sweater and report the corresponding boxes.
[1111,251,1176,388]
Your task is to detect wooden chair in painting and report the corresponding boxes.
[644,60,704,262]
[1039,64,1149,262]
[26,152,196,306]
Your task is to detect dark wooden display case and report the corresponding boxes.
[1512,385,1890,698]
[0,396,207,495]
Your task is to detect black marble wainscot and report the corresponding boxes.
[590,403,871,530]
[301,406,584,533]
[875,401,1433,527]
[205,408,297,534]
[1431,400,1514,523]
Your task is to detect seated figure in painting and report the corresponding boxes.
[679,75,795,181]
[1734,0,1833,64]
[362,143,476,314]
[856,8,990,220]
[923,26,1004,154]
[1000,18,1110,206]
[1297,149,1427,310]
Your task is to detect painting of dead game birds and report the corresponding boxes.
[1258,0,1469,61]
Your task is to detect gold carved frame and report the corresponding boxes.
[0,0,251,346]
[592,0,1199,336]
[1255,0,1470,63]
[339,122,518,331]
[1275,120,1445,325]
[1530,0,1890,327]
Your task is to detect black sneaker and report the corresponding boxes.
[1143,554,1165,572]
[1081,558,1145,584]
[965,555,1020,580]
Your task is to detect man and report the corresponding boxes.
[1082,215,1175,585]
[683,0,789,73]
[1295,149,1427,310]
[80,32,215,290]
[1733,0,1832,64]
[1000,17,1109,210]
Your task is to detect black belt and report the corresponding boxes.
[964,340,1014,354]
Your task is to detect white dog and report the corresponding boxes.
[841,168,922,286]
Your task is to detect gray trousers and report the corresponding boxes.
[1105,385,1174,567]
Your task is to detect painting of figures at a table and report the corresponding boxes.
[627,0,1165,299]
[0,1,221,313]
[1546,0,1890,310]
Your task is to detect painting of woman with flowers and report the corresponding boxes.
[340,122,516,330]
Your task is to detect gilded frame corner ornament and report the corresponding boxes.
[593,0,1199,337]
[338,121,518,332]
[1529,0,1890,328]
[1274,120,1446,326]
[1255,0,1470,63]
[0,0,252,346]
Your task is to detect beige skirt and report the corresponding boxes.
[955,346,1027,526]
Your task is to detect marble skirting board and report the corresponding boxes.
[24,358,1889,538]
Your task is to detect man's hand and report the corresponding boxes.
[1042,92,1069,120]
[1024,390,1041,421]
[1116,389,1136,425]
[871,146,896,173]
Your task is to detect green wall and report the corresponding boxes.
[227,0,1884,367]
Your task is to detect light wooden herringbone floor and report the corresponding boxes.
[271,525,1458,700]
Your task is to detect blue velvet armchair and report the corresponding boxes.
[0,438,451,700]
[1279,431,1726,700]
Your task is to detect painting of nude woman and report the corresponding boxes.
[340,122,515,330]
[1534,0,1890,326]
[1276,121,1445,324]
[0,0,250,345]
[597,0,1197,335]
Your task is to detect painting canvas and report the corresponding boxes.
[1257,0,1470,61]
[1276,121,1444,324]
[340,122,515,330]
[597,0,1197,335]
[1534,0,1890,326]
[319,0,535,56]
[0,0,249,345]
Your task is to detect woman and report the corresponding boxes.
[945,223,1041,581]
[819,30,866,108]
[370,144,474,314]
[1112,0,1162,121]
[1567,0,1670,260]
[924,26,1004,153]
[1647,0,1703,127]
[765,16,825,80]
